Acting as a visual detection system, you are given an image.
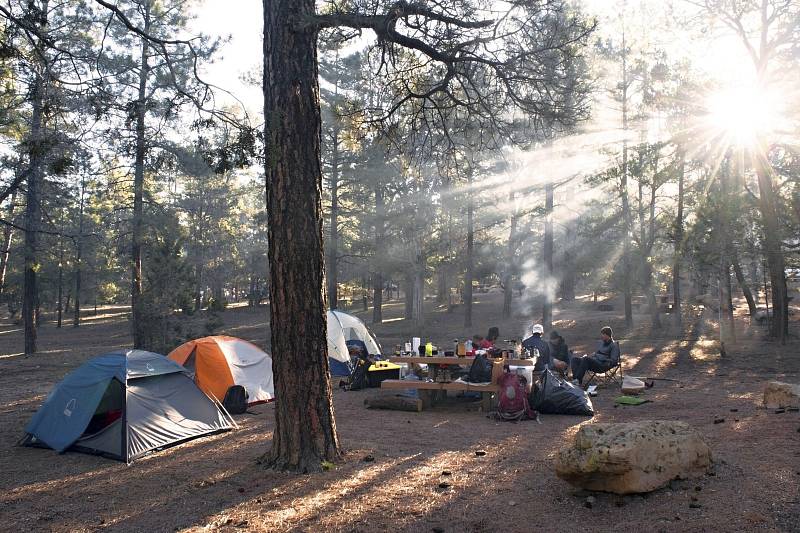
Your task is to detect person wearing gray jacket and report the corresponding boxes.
[571,326,620,385]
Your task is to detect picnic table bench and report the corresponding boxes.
[382,356,535,411]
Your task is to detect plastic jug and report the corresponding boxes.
[425,342,433,356]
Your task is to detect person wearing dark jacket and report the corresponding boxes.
[548,330,570,374]
[571,326,620,385]
[522,323,550,371]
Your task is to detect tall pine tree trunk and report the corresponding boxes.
[73,177,85,327]
[464,172,474,328]
[542,182,554,330]
[645,178,661,330]
[619,31,633,328]
[131,7,151,348]
[56,244,64,328]
[755,153,788,341]
[502,191,517,318]
[372,183,384,323]
[732,253,757,317]
[326,126,339,309]
[0,190,17,298]
[673,155,684,328]
[261,0,339,472]
[718,165,735,346]
[23,61,47,354]
[413,263,424,330]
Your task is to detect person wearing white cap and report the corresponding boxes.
[522,323,550,371]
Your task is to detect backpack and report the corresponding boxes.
[222,385,248,415]
[466,353,493,383]
[495,372,536,421]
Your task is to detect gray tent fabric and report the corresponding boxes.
[22,350,233,462]
[126,373,231,461]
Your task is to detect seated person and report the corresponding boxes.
[481,326,500,349]
[571,326,620,386]
[548,330,570,375]
[522,323,550,371]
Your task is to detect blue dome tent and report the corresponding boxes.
[21,350,235,462]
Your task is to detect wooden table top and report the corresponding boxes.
[388,356,535,366]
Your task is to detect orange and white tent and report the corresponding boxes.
[167,336,274,405]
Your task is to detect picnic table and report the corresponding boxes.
[382,356,535,411]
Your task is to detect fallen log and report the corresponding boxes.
[364,394,423,412]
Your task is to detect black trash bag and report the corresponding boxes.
[531,369,594,416]
[466,353,493,383]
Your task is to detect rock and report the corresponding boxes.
[713,418,725,424]
[438,481,451,489]
[584,496,596,508]
[363,454,375,462]
[441,470,452,476]
[763,381,800,409]
[555,420,712,494]
[689,502,702,509]
[475,450,487,457]
[432,527,444,533]
[622,376,646,394]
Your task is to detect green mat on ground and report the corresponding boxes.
[614,395,650,405]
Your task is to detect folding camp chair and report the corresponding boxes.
[584,342,623,388]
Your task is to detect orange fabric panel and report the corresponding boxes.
[167,342,195,365]
[193,343,235,402]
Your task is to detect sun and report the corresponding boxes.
[705,82,780,148]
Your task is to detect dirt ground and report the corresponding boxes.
[1,294,799,532]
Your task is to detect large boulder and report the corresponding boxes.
[763,381,800,408]
[555,420,712,494]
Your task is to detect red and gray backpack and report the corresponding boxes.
[495,372,536,421]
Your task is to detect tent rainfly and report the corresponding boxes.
[327,309,382,376]
[168,336,274,405]
[21,350,234,462]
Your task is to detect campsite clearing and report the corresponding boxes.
[1,294,799,532]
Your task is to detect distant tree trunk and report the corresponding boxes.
[755,153,788,341]
[673,155,684,328]
[732,253,757,317]
[542,182,554,330]
[248,272,257,307]
[644,176,661,330]
[372,183,385,324]
[261,0,340,472]
[131,7,151,349]
[464,173,474,329]
[326,125,340,309]
[23,52,48,354]
[559,225,576,301]
[57,244,64,328]
[194,262,203,311]
[404,273,413,320]
[73,177,85,327]
[0,190,17,298]
[718,164,735,346]
[413,263,424,330]
[620,32,633,328]
[437,268,447,305]
[502,191,518,318]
